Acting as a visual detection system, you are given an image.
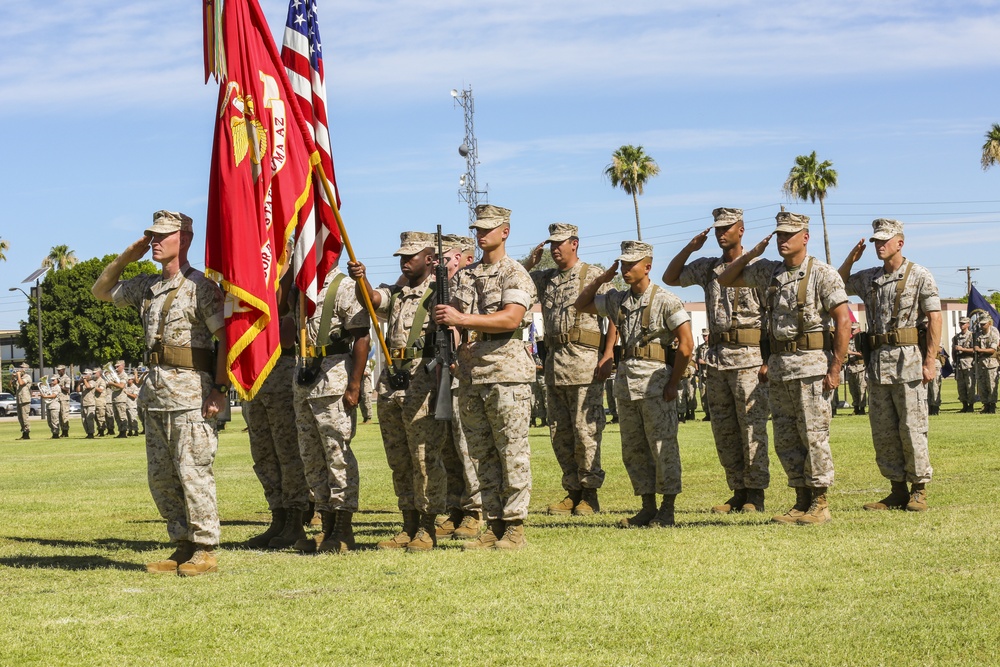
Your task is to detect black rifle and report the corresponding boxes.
[429,225,454,420]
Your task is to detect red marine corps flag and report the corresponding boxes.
[203,0,321,399]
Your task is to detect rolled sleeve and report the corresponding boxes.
[665,308,691,332]
[501,288,532,310]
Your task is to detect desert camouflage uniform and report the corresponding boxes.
[694,341,710,416]
[111,373,129,434]
[453,255,536,521]
[530,354,547,425]
[846,261,938,484]
[678,257,770,491]
[111,264,224,547]
[952,328,975,405]
[125,381,140,434]
[244,352,309,512]
[743,257,847,489]
[80,376,97,436]
[595,284,690,496]
[677,352,697,417]
[15,372,32,435]
[94,375,109,434]
[57,372,71,435]
[443,384,482,514]
[359,366,374,422]
[846,335,868,410]
[975,325,1000,406]
[927,350,944,411]
[531,262,608,492]
[374,274,448,514]
[40,382,61,436]
[292,269,369,514]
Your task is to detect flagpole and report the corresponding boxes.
[312,162,395,370]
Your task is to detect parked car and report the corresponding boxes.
[0,392,16,416]
[29,397,41,416]
[68,399,81,415]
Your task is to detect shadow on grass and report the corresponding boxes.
[3,535,165,552]
[0,554,145,571]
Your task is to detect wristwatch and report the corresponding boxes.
[213,383,230,394]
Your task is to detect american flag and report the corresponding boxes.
[281,0,342,313]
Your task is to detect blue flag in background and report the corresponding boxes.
[968,286,1000,327]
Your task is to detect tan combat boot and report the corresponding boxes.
[906,483,928,512]
[742,489,765,513]
[648,494,676,528]
[146,540,195,574]
[619,494,657,528]
[407,513,438,552]
[296,510,334,553]
[796,488,831,525]
[246,508,286,549]
[495,520,527,550]
[452,512,482,540]
[268,508,307,549]
[177,547,218,577]
[772,488,812,524]
[574,488,600,516]
[435,508,465,538]
[377,510,419,550]
[712,489,748,514]
[463,519,504,551]
[547,490,582,516]
[863,481,909,511]
[317,510,355,553]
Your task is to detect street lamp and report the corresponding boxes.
[10,265,49,376]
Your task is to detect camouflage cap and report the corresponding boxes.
[869,218,904,242]
[712,207,743,227]
[18,362,29,369]
[469,204,511,230]
[48,376,58,383]
[56,365,66,371]
[392,231,436,257]
[545,222,578,243]
[616,240,654,263]
[146,210,193,235]
[960,316,971,324]
[701,328,709,335]
[441,233,475,254]
[775,211,809,233]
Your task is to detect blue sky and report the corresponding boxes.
[2,0,999,330]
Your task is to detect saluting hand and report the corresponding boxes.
[601,261,620,283]
[846,238,867,264]
[688,227,712,251]
[526,242,545,269]
[746,234,773,259]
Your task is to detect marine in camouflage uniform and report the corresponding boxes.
[525,223,616,517]
[721,211,850,526]
[694,330,710,421]
[665,207,770,514]
[434,204,537,551]
[926,347,946,416]
[291,265,371,554]
[840,218,941,512]
[579,240,693,528]
[80,370,97,438]
[974,316,1000,413]
[530,352,547,427]
[93,369,109,436]
[349,232,450,551]
[109,360,130,438]
[125,377,140,435]
[56,366,71,437]
[846,324,868,415]
[952,316,976,412]
[14,364,32,439]
[243,321,310,550]
[675,347,697,422]
[95,210,229,576]
[40,377,62,438]
[359,364,374,423]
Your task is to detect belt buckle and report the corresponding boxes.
[149,352,159,365]
[555,332,570,345]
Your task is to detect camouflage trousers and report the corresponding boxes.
[698,378,708,412]
[294,391,359,512]
[769,375,835,488]
[605,378,617,420]
[17,402,30,433]
[103,403,116,433]
[617,393,681,496]
[126,403,139,433]
[95,402,106,432]
[926,374,942,409]
[459,382,532,522]
[113,400,129,434]
[144,409,220,547]
[955,366,975,404]
[378,388,448,514]
[531,380,547,424]
[868,380,933,484]
[82,406,96,436]
[705,366,770,490]
[678,377,697,415]
[976,363,999,404]
[245,391,309,512]
[847,366,867,409]
[45,401,61,435]
[545,383,606,491]
[59,395,70,434]
[359,374,373,422]
[443,392,482,513]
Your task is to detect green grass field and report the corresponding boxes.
[1,381,998,666]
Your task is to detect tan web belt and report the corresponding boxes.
[770,331,833,354]
[623,343,669,363]
[708,328,761,347]
[869,327,919,349]
[549,327,602,348]
[302,340,351,358]
[149,344,214,373]
[471,326,524,343]
[388,345,429,360]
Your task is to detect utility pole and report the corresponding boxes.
[451,85,488,225]
[959,266,979,295]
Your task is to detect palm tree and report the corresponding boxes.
[782,151,838,264]
[981,123,1000,171]
[605,145,660,240]
[43,245,79,271]
[0,239,8,262]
